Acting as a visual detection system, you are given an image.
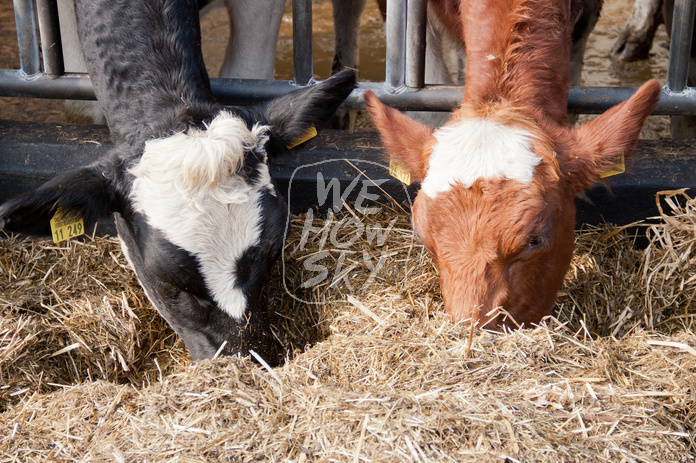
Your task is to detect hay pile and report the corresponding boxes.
[557,189,696,337]
[0,235,187,408]
[1,191,695,462]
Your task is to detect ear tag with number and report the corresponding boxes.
[599,151,625,178]
[286,124,317,149]
[50,206,85,243]
[389,158,412,185]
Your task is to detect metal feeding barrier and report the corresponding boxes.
[0,0,696,225]
[2,0,696,112]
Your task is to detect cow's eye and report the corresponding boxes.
[527,233,548,252]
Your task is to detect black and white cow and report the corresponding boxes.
[0,0,356,365]
[57,0,287,124]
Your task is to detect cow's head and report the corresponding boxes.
[365,79,660,329]
[0,70,356,364]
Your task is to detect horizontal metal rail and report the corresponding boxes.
[1,0,695,116]
[2,69,696,115]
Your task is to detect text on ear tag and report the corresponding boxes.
[50,206,85,243]
[600,151,625,178]
[286,124,317,149]
[389,158,412,185]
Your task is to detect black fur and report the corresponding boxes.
[75,0,219,145]
[0,0,355,365]
[0,155,121,235]
[247,69,357,155]
[114,210,283,362]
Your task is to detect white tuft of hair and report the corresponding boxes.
[421,118,541,197]
[131,111,268,207]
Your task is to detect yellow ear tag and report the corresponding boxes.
[389,158,412,185]
[50,207,85,243]
[599,151,625,178]
[286,124,317,149]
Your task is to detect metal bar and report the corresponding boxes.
[666,0,696,92]
[0,70,94,99]
[405,0,427,90]
[2,70,696,116]
[385,0,407,91]
[36,0,64,78]
[12,0,41,77]
[566,86,692,114]
[292,0,313,86]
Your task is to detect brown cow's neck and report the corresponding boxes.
[434,0,573,124]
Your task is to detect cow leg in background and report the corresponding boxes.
[664,0,696,139]
[570,0,603,86]
[331,0,368,76]
[219,0,285,79]
[330,0,368,130]
[611,0,664,62]
[423,14,457,87]
[56,0,106,125]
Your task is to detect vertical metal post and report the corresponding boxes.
[385,0,407,91]
[292,0,313,86]
[36,0,64,78]
[666,0,696,92]
[405,0,426,90]
[13,0,41,77]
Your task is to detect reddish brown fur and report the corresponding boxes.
[364,92,434,181]
[365,0,661,329]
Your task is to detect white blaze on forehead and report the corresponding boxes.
[129,111,274,320]
[420,118,541,197]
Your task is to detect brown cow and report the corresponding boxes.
[365,0,661,329]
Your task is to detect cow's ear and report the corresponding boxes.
[364,90,433,182]
[0,162,116,238]
[566,79,660,193]
[257,69,356,152]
